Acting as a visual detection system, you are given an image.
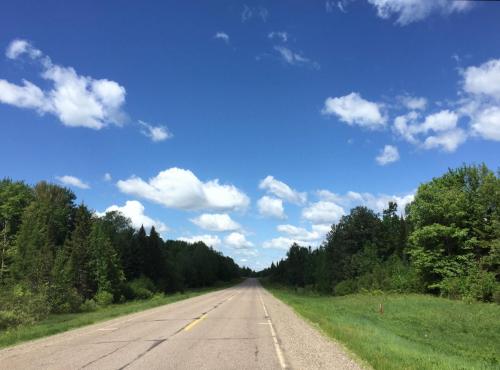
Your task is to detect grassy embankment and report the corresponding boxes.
[264,283,500,370]
[0,279,241,349]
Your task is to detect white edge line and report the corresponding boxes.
[259,292,287,369]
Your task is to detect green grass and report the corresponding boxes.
[0,280,240,349]
[263,284,500,370]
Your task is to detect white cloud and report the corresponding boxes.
[317,189,414,214]
[422,128,467,152]
[277,224,321,242]
[178,234,221,248]
[56,175,90,189]
[214,32,230,44]
[225,232,254,249]
[259,175,306,205]
[98,200,168,234]
[367,0,473,26]
[263,237,306,250]
[401,95,427,110]
[393,110,465,152]
[257,196,286,219]
[302,201,345,224]
[463,59,500,100]
[273,46,320,70]
[103,173,112,182]
[117,168,249,211]
[376,145,400,165]
[322,92,385,128]
[268,31,288,42]
[191,213,240,232]
[241,5,269,22]
[0,39,127,129]
[471,106,500,141]
[139,120,172,142]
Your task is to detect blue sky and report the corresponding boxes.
[1,0,499,270]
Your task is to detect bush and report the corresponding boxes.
[94,291,114,306]
[126,276,155,300]
[80,299,98,312]
[0,310,23,330]
[335,279,357,296]
[440,266,497,302]
[493,285,500,305]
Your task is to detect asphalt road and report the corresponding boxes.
[0,279,361,369]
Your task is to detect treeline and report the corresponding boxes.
[0,180,243,328]
[260,164,500,303]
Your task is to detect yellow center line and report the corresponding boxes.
[184,314,207,332]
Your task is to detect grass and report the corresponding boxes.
[0,280,240,349]
[263,283,500,370]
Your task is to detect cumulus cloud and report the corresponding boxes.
[177,234,221,248]
[56,175,90,189]
[117,168,249,211]
[322,92,386,129]
[277,224,324,242]
[273,46,320,70]
[190,213,240,232]
[470,107,500,141]
[393,110,465,152]
[376,145,400,165]
[259,175,306,205]
[225,232,254,249]
[401,95,427,110]
[98,200,168,234]
[463,59,500,100]
[302,201,345,224]
[139,120,172,142]
[0,39,127,129]
[263,237,307,250]
[367,0,473,26]
[257,196,286,219]
[214,32,230,44]
[268,31,288,42]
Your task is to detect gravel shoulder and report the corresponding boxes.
[260,286,365,370]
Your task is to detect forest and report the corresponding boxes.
[260,164,500,303]
[0,181,246,329]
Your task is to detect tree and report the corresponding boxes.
[0,179,33,284]
[13,182,75,289]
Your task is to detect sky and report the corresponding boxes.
[1,0,499,270]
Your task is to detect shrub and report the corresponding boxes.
[493,285,500,305]
[335,279,357,296]
[0,310,23,330]
[80,299,98,312]
[126,276,155,300]
[94,291,114,306]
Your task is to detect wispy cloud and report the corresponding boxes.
[273,46,320,70]
[214,32,230,44]
[56,175,90,189]
[139,120,173,142]
[241,4,269,22]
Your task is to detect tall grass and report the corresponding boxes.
[264,285,500,370]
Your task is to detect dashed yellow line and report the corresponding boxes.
[184,314,207,331]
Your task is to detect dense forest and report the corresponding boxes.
[0,181,246,329]
[260,164,500,303]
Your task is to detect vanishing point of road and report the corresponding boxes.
[0,279,361,369]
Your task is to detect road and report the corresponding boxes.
[0,279,361,369]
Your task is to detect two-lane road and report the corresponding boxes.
[0,279,361,369]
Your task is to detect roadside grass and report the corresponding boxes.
[0,280,241,349]
[263,284,500,370]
